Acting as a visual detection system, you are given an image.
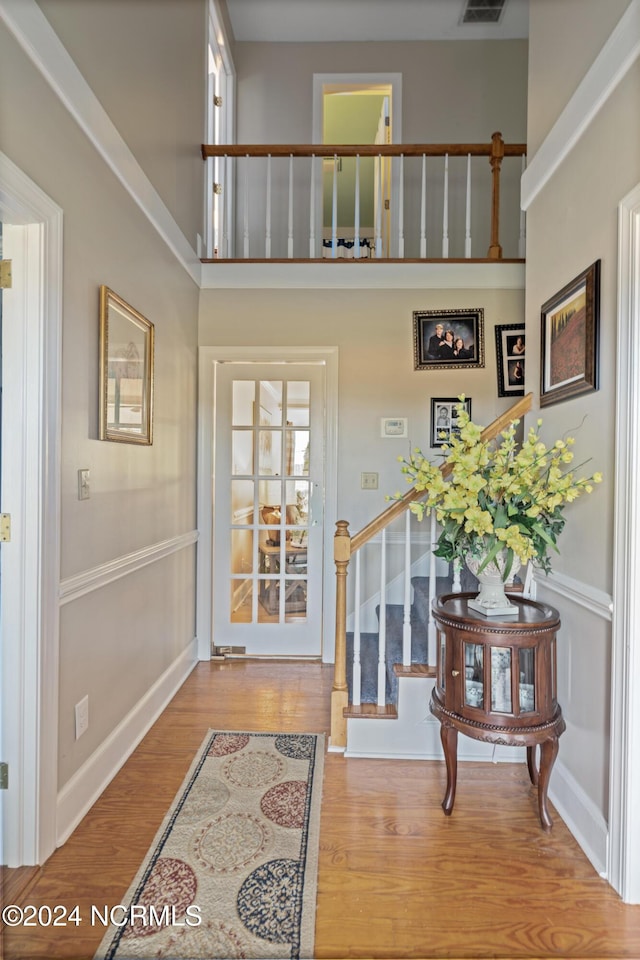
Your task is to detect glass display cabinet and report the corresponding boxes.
[430,592,565,830]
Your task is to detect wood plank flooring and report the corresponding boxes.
[3,659,640,959]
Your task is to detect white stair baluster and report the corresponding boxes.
[378,529,387,706]
[265,154,272,259]
[352,550,362,706]
[465,153,472,258]
[442,153,449,259]
[331,156,338,258]
[243,154,249,259]
[309,155,316,259]
[398,154,405,260]
[224,155,231,258]
[427,511,438,667]
[288,154,294,258]
[354,154,361,258]
[420,154,427,259]
[519,153,527,258]
[403,509,412,666]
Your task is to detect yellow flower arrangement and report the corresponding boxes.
[396,399,602,579]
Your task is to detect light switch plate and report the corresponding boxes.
[78,468,90,500]
[361,472,379,490]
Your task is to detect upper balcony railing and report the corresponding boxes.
[201,132,526,263]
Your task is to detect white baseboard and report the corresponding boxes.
[56,639,198,846]
[549,758,609,878]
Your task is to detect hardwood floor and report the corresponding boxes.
[4,659,640,959]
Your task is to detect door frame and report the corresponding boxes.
[609,180,640,902]
[312,73,402,257]
[0,152,62,865]
[197,346,339,663]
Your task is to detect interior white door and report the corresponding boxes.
[213,362,325,656]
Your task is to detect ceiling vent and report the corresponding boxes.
[460,0,507,25]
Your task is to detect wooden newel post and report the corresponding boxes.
[331,520,351,750]
[487,131,505,259]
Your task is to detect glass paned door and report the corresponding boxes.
[213,363,324,656]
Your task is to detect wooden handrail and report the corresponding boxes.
[351,392,533,554]
[201,137,526,160]
[330,392,533,749]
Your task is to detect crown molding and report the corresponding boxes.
[0,0,201,286]
[522,0,640,211]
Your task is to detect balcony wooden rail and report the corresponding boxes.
[330,392,533,750]
[201,132,526,262]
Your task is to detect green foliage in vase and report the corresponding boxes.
[394,398,602,580]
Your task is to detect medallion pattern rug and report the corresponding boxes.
[94,730,325,960]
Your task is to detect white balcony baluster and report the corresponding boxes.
[465,153,472,258]
[420,154,427,259]
[354,154,361,259]
[378,528,387,706]
[331,156,338,258]
[375,154,383,259]
[403,509,412,667]
[288,154,294,258]
[352,550,362,707]
[243,154,249,258]
[442,153,449,259]
[265,154,272,259]
[309,155,316,259]
[398,154,405,260]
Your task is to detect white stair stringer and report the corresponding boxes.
[344,674,526,763]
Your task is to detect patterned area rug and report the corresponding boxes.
[94,730,324,960]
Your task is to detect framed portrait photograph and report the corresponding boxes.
[540,260,600,407]
[495,323,526,397]
[99,286,155,444]
[413,308,485,371]
[430,397,472,448]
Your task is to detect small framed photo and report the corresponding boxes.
[380,417,408,438]
[495,323,525,397]
[99,286,154,444]
[540,260,600,407]
[430,397,472,448]
[413,308,485,370]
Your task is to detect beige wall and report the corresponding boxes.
[0,9,200,788]
[199,285,524,536]
[525,1,640,820]
[37,0,206,251]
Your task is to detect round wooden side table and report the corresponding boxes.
[430,592,565,830]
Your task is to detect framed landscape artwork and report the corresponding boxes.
[430,397,472,448]
[413,308,485,371]
[540,260,600,407]
[495,323,526,397]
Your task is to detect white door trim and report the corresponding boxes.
[609,180,640,903]
[0,152,62,865]
[197,346,339,663]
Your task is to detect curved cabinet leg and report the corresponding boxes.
[527,745,538,785]
[537,737,559,830]
[440,723,458,816]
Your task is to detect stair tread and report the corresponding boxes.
[343,703,398,719]
[393,663,436,678]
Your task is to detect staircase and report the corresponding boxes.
[330,393,534,760]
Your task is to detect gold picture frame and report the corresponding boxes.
[99,286,154,444]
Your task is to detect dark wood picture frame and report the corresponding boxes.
[540,260,600,407]
[413,308,485,371]
[495,323,526,397]
[430,397,472,448]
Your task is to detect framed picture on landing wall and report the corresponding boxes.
[413,308,485,370]
[495,323,525,397]
[540,260,600,407]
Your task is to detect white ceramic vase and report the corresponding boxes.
[465,549,521,617]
